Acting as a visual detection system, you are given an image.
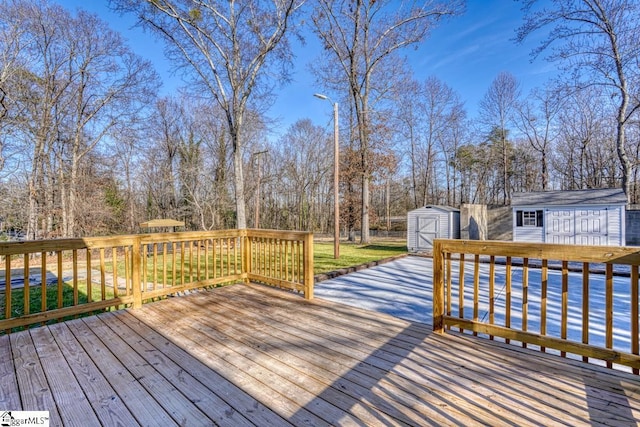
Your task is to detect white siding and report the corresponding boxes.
[407,206,460,252]
[513,204,625,246]
[514,227,545,243]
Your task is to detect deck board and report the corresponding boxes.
[47,321,140,427]
[10,331,62,425]
[2,283,640,426]
[64,317,178,426]
[113,310,287,426]
[100,312,256,427]
[29,326,100,426]
[0,334,21,411]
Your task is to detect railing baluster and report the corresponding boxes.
[489,255,495,340]
[162,243,167,288]
[204,239,210,281]
[505,256,512,344]
[606,263,613,369]
[234,237,238,276]
[170,242,175,286]
[213,239,218,279]
[458,253,465,333]
[180,241,186,286]
[112,248,119,308]
[124,246,131,296]
[228,238,232,277]
[197,240,201,283]
[72,250,78,307]
[86,249,92,304]
[541,259,547,352]
[188,240,194,284]
[152,243,158,291]
[57,251,63,309]
[473,254,479,336]
[41,252,47,318]
[142,244,148,294]
[522,257,528,348]
[23,254,30,317]
[5,255,11,334]
[632,265,639,375]
[582,262,589,363]
[297,240,302,283]
[100,248,106,301]
[561,260,568,357]
[446,252,452,330]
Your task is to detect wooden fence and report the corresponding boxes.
[432,239,640,373]
[0,229,313,334]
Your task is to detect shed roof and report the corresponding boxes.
[511,188,627,207]
[140,219,185,228]
[410,205,460,213]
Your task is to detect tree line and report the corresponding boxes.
[1,0,640,241]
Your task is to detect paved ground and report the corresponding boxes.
[314,254,633,358]
[315,255,435,324]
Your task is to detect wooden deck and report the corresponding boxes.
[2,283,640,426]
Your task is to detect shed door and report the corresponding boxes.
[547,208,608,245]
[547,209,574,244]
[416,215,439,250]
[575,209,608,245]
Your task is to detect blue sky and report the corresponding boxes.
[58,0,555,135]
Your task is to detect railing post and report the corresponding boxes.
[242,229,250,283]
[433,239,445,334]
[303,232,314,300]
[132,236,142,309]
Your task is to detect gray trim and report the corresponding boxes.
[511,189,626,207]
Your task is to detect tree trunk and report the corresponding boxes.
[231,129,247,229]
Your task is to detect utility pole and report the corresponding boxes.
[314,93,340,259]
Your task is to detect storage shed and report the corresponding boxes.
[407,205,460,252]
[511,188,627,246]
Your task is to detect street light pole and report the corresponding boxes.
[314,93,340,259]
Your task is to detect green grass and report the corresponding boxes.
[0,282,118,330]
[314,239,407,274]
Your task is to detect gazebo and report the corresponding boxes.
[140,218,185,232]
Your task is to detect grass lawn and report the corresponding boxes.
[314,239,407,274]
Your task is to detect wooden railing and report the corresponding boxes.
[0,229,313,334]
[245,229,314,298]
[433,239,640,373]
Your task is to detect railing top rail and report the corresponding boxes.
[0,236,140,255]
[245,229,313,240]
[0,229,314,256]
[434,239,640,265]
[138,230,244,244]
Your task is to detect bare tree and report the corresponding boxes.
[554,85,616,189]
[113,0,303,229]
[1,1,157,238]
[479,71,521,204]
[60,10,157,237]
[264,119,332,231]
[393,75,465,207]
[517,0,640,202]
[311,0,463,243]
[0,0,30,174]
[513,86,563,190]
